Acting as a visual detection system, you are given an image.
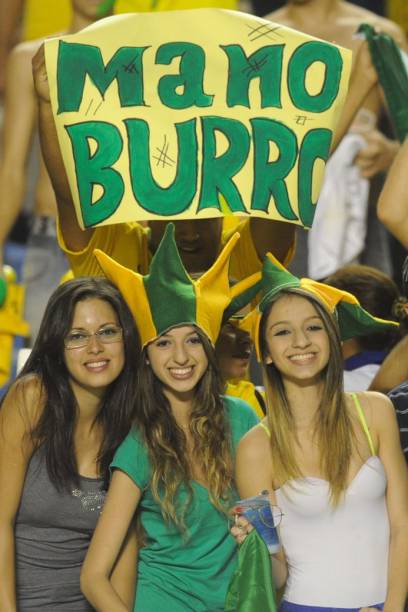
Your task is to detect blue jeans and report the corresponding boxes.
[279,602,384,612]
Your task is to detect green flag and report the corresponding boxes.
[358,23,408,142]
[225,530,278,612]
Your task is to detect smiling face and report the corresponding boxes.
[263,293,330,386]
[64,298,125,398]
[146,325,209,403]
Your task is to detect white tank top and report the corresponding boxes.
[263,394,389,608]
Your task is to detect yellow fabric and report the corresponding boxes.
[350,393,376,456]
[225,380,265,419]
[22,0,238,40]
[94,249,158,346]
[57,221,150,276]
[387,0,408,35]
[22,0,71,39]
[116,0,238,11]
[258,420,271,438]
[0,283,29,388]
[94,230,253,347]
[58,218,262,281]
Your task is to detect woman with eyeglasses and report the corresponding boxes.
[233,254,408,612]
[0,277,141,611]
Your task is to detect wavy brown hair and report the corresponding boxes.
[133,328,234,528]
[259,288,355,506]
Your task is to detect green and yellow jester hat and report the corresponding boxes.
[94,223,261,348]
[240,252,399,360]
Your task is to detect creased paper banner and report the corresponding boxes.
[44,9,351,229]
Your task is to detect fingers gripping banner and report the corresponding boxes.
[44,9,351,229]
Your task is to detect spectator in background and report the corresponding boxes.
[325,264,400,391]
[0,0,115,345]
[266,0,406,280]
[388,258,408,464]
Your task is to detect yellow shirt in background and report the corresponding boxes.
[57,218,262,280]
[387,0,408,35]
[23,0,238,40]
[225,380,265,419]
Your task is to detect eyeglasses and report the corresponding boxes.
[64,325,123,349]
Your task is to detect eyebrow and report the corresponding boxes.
[69,322,117,331]
[159,330,199,339]
[269,315,322,330]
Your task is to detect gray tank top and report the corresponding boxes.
[15,446,106,611]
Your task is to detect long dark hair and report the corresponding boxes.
[11,277,140,490]
[134,328,233,528]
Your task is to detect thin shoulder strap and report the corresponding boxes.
[350,393,376,456]
[258,421,271,438]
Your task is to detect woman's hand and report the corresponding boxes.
[32,43,51,104]
[230,514,253,545]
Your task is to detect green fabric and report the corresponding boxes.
[0,277,6,308]
[96,0,116,16]
[225,529,277,612]
[223,277,263,323]
[254,254,398,340]
[111,396,259,612]
[143,223,197,338]
[257,255,300,314]
[358,23,408,142]
[337,300,397,341]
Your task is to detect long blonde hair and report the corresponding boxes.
[134,329,234,529]
[259,289,354,505]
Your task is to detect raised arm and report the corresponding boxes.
[330,40,379,153]
[0,0,24,96]
[31,43,94,252]
[0,377,41,611]
[80,469,141,611]
[377,137,408,249]
[0,42,38,269]
[369,392,408,611]
[369,336,408,394]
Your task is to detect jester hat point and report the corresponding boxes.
[94,223,261,348]
[241,252,399,360]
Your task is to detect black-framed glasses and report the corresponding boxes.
[64,325,123,349]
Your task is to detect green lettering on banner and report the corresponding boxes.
[298,128,332,227]
[156,42,213,109]
[251,118,298,220]
[57,41,147,113]
[198,117,250,213]
[222,44,284,109]
[65,121,124,227]
[125,118,197,215]
[287,41,342,113]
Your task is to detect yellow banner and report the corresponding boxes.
[45,9,351,229]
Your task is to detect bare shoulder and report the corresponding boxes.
[9,38,46,63]
[1,374,45,430]
[357,390,397,429]
[341,4,406,44]
[237,420,271,460]
[264,7,291,27]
